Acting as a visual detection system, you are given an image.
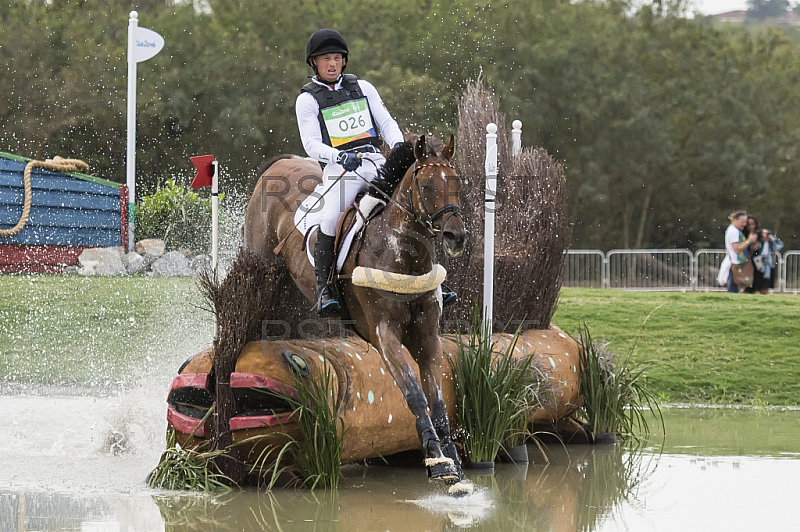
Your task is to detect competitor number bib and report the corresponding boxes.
[321,98,376,147]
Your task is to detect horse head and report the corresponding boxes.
[409,135,467,257]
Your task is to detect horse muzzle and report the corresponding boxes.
[442,218,467,258]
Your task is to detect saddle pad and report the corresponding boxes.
[300,195,386,272]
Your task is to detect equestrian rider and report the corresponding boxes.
[296,29,404,317]
[297,29,457,317]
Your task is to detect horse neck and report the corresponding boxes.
[375,166,435,272]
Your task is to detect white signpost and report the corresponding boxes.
[483,120,522,336]
[483,123,498,334]
[126,11,164,251]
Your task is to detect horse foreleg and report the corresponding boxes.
[372,321,457,480]
[406,326,462,475]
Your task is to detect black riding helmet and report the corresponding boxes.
[305,29,348,72]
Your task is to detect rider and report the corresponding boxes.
[297,29,456,317]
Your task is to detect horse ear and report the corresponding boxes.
[414,135,427,161]
[443,134,455,160]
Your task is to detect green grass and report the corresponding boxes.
[3,276,799,406]
[553,289,800,406]
[0,274,213,389]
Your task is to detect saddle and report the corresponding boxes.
[302,194,386,275]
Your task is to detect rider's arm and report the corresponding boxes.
[358,80,404,148]
[296,91,341,164]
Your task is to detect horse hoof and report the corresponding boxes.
[447,480,474,498]
[425,457,459,481]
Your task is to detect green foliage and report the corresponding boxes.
[451,306,539,463]
[4,0,800,246]
[137,179,214,252]
[576,324,662,442]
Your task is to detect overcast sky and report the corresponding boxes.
[692,1,750,15]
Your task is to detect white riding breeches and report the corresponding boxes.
[295,152,385,237]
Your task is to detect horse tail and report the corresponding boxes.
[256,154,301,177]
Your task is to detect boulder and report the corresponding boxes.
[78,248,126,276]
[135,239,165,258]
[122,251,146,274]
[150,251,194,277]
[190,254,212,274]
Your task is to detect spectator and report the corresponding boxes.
[744,215,784,295]
[718,210,757,293]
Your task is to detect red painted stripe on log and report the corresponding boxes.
[167,406,206,437]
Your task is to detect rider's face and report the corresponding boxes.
[314,53,344,83]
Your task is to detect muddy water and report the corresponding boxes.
[2,402,799,531]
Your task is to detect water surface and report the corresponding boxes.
[2,402,799,531]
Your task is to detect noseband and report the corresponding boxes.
[409,162,462,235]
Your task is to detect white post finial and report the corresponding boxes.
[483,123,498,335]
[512,120,522,157]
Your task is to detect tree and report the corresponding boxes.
[748,0,791,20]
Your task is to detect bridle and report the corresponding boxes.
[408,161,463,236]
[353,157,463,236]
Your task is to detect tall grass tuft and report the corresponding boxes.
[451,307,538,463]
[577,324,662,442]
[148,426,233,492]
[282,359,345,489]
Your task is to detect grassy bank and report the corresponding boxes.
[3,276,799,406]
[0,274,212,389]
[553,289,800,406]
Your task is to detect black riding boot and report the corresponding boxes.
[314,232,341,318]
[441,284,458,308]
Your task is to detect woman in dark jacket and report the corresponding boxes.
[745,215,784,294]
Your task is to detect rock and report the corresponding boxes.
[135,239,165,257]
[78,248,126,276]
[122,251,146,274]
[150,251,194,277]
[190,254,212,274]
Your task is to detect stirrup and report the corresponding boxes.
[315,285,341,318]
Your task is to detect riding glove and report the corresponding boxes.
[337,151,362,172]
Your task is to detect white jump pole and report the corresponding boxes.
[211,160,219,272]
[125,11,138,252]
[483,123,498,334]
[512,119,522,157]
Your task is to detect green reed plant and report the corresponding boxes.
[148,424,233,492]
[577,324,662,442]
[281,360,345,489]
[451,307,538,463]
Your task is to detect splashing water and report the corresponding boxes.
[405,486,495,527]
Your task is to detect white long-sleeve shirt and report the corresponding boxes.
[295,76,404,164]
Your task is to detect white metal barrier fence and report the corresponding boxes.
[564,249,798,292]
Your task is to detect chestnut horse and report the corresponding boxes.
[243,135,469,488]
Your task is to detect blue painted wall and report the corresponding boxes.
[0,153,121,247]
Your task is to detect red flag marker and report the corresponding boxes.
[190,154,215,188]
